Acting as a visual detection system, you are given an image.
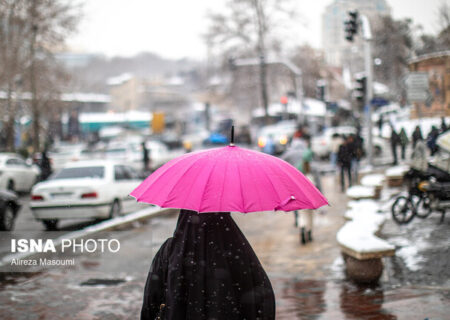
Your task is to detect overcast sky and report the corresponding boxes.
[67,0,448,59]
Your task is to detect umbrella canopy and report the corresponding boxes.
[130,145,328,213]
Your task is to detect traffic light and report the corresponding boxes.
[344,11,359,42]
[316,80,326,101]
[354,75,366,102]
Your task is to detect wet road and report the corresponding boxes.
[0,175,449,319]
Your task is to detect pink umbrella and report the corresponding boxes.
[130,143,328,214]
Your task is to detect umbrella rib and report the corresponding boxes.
[219,156,229,212]
[270,159,320,207]
[197,154,220,212]
[258,160,283,209]
[159,156,207,209]
[246,157,264,212]
[235,153,247,212]
[134,152,196,200]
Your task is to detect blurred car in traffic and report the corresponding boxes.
[105,140,184,172]
[0,190,21,231]
[0,153,40,192]
[30,160,145,230]
[48,143,93,171]
[256,121,297,155]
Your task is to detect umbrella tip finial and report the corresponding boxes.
[229,125,235,146]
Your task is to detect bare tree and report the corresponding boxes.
[436,0,450,48]
[206,0,297,121]
[0,0,79,152]
[373,16,414,99]
[0,0,29,151]
[290,44,324,98]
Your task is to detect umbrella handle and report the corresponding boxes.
[274,195,296,211]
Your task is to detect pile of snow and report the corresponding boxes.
[361,174,385,187]
[337,222,395,253]
[347,199,381,211]
[385,165,409,177]
[338,199,395,254]
[346,185,375,199]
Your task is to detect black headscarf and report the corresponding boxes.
[141,210,275,320]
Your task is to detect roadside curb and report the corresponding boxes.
[0,206,175,268]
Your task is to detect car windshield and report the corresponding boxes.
[50,166,105,180]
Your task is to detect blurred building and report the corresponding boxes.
[408,51,450,118]
[106,73,191,114]
[322,0,391,67]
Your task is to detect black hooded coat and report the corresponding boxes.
[141,210,275,320]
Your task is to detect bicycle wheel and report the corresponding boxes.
[415,196,433,218]
[391,196,415,224]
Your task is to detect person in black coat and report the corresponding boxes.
[142,142,150,173]
[411,125,423,150]
[337,136,353,192]
[427,126,440,156]
[39,149,52,181]
[141,210,275,320]
[390,126,400,165]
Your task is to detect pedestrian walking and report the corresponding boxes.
[427,126,440,156]
[337,136,352,192]
[134,128,328,320]
[141,142,150,173]
[141,210,276,320]
[39,148,52,181]
[377,114,384,136]
[351,132,364,184]
[297,138,315,244]
[281,138,306,228]
[412,125,423,150]
[330,133,343,168]
[390,126,400,165]
[399,127,409,161]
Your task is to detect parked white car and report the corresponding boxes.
[0,153,40,192]
[30,160,146,230]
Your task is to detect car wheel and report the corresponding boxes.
[43,219,58,231]
[109,200,121,219]
[7,180,15,193]
[0,205,15,231]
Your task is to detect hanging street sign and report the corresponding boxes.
[405,72,430,103]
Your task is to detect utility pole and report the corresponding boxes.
[361,14,374,167]
[344,11,374,166]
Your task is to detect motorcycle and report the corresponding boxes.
[391,136,450,225]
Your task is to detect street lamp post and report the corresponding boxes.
[344,11,374,167]
[360,14,374,167]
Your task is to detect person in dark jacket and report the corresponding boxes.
[399,128,409,161]
[337,136,353,192]
[141,210,275,320]
[427,126,440,156]
[411,125,423,150]
[39,149,52,181]
[390,126,400,165]
[142,142,150,173]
